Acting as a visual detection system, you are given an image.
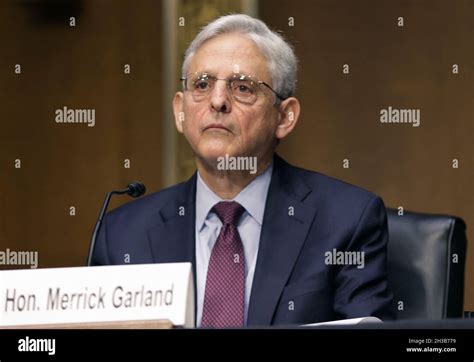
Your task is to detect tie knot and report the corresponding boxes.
[212,201,245,225]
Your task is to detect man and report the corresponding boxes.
[92,14,394,327]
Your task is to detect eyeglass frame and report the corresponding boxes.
[179,72,287,104]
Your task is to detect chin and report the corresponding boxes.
[199,148,229,161]
[195,146,237,167]
[197,140,234,157]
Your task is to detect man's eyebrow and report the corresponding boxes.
[193,70,254,77]
[193,70,214,75]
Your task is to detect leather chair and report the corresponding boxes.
[386,208,467,319]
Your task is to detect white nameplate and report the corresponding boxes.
[303,316,382,327]
[0,263,194,328]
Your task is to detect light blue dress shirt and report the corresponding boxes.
[195,163,273,327]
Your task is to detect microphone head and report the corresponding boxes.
[126,181,146,198]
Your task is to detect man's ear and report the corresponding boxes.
[275,97,300,140]
[172,91,185,134]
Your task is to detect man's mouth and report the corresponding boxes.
[203,123,231,132]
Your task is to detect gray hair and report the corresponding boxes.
[182,14,298,100]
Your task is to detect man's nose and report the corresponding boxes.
[210,80,231,113]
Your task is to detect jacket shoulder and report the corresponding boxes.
[287,162,383,212]
[104,179,191,226]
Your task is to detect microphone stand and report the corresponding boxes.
[86,184,144,266]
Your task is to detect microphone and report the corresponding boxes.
[86,181,146,266]
[125,181,146,198]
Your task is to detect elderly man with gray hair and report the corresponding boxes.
[92,14,394,328]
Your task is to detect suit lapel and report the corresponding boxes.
[147,174,197,265]
[146,173,198,322]
[247,155,317,326]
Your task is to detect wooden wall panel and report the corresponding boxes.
[0,0,163,267]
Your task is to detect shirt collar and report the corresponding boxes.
[196,163,273,231]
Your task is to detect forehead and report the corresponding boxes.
[188,33,270,80]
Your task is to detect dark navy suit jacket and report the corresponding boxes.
[92,154,394,326]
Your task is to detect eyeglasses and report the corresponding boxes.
[180,72,286,105]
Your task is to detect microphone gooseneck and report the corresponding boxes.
[86,181,146,266]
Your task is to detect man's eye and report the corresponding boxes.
[234,82,253,94]
[194,81,209,90]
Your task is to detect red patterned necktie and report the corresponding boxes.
[201,201,246,328]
